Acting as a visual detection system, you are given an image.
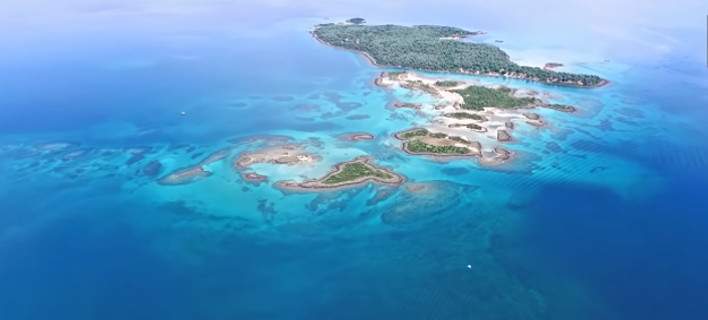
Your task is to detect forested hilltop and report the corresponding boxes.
[313,22,606,88]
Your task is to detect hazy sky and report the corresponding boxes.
[5,0,704,27]
[1,0,706,64]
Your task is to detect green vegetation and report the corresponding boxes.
[399,128,429,139]
[443,112,485,120]
[313,23,605,87]
[402,80,437,94]
[464,123,483,130]
[396,128,473,154]
[448,136,471,145]
[322,162,391,184]
[435,80,460,87]
[453,86,538,110]
[406,140,470,155]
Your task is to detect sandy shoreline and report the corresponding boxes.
[234,144,320,170]
[232,142,321,186]
[310,30,379,67]
[380,71,574,166]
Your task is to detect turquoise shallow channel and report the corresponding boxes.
[1,1,708,319]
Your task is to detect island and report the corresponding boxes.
[242,172,268,185]
[235,144,320,169]
[312,22,607,88]
[158,148,231,185]
[393,127,517,164]
[232,141,322,185]
[340,132,375,141]
[376,70,588,165]
[376,72,576,159]
[158,166,212,185]
[277,157,404,192]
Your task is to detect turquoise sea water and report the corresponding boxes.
[1,2,708,319]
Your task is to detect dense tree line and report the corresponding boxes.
[399,128,429,139]
[406,140,470,155]
[322,163,390,184]
[314,24,605,87]
[453,86,539,110]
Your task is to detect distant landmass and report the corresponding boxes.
[313,21,606,88]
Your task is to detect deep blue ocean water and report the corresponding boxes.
[1,2,708,319]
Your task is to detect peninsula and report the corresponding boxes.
[313,22,606,88]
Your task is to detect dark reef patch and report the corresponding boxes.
[441,167,470,176]
[143,160,163,177]
[545,142,564,153]
[376,181,477,225]
[346,114,371,120]
[257,199,278,222]
[272,95,295,102]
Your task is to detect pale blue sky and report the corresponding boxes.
[1,0,706,66]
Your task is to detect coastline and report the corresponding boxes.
[276,156,404,192]
[304,24,609,180]
[311,26,609,89]
[310,30,379,67]
[380,72,565,167]
[395,132,514,166]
